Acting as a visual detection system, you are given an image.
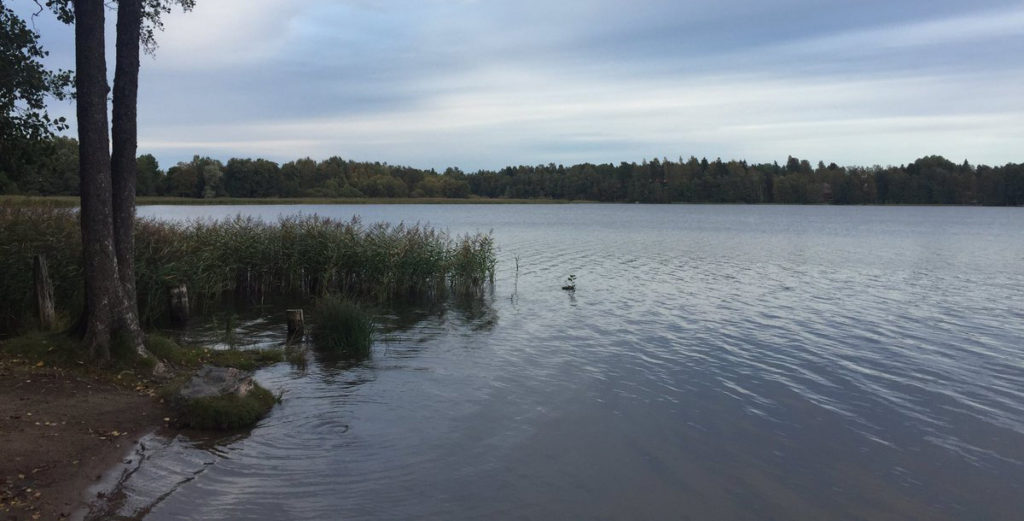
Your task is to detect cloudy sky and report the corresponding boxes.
[17,0,1024,171]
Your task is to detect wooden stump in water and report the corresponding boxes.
[287,309,304,340]
[169,283,190,325]
[33,255,55,330]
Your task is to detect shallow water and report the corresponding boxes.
[113,204,1024,520]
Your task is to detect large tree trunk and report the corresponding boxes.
[111,0,147,355]
[74,0,121,360]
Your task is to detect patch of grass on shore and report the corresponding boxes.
[145,334,283,371]
[171,384,277,430]
[148,334,281,431]
[1,332,283,378]
[0,332,169,399]
[1,332,83,367]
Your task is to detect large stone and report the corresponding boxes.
[178,365,255,400]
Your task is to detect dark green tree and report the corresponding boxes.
[136,153,161,195]
[0,4,72,193]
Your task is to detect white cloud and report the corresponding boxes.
[152,0,314,70]
[138,66,1024,169]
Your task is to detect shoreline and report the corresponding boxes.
[1,195,1019,208]
[0,357,167,520]
[0,332,285,521]
[0,195,593,207]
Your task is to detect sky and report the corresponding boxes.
[14,0,1024,171]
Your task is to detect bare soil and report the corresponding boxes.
[0,359,166,521]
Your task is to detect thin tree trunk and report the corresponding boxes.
[74,0,119,360]
[111,0,147,355]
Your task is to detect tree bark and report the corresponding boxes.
[74,0,121,361]
[111,0,147,354]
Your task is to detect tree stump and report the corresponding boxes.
[287,309,304,340]
[169,283,190,325]
[34,255,55,330]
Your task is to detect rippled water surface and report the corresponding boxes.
[117,204,1024,520]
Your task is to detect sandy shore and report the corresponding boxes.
[0,358,166,521]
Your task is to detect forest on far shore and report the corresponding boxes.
[2,137,1022,205]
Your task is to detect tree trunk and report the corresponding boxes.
[111,0,147,355]
[74,0,121,361]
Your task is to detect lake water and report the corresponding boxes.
[104,204,1024,520]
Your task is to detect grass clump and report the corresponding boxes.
[173,384,277,430]
[145,334,282,371]
[312,296,374,360]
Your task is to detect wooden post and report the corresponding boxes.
[169,283,189,325]
[34,255,56,330]
[287,309,304,340]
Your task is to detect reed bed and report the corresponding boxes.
[0,206,84,332]
[0,207,496,332]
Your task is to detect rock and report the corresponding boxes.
[171,367,276,430]
[178,366,255,400]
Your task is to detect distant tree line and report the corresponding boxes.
[2,138,1022,205]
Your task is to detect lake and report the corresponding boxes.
[104,204,1024,520]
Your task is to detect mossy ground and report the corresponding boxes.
[170,384,278,431]
[145,334,284,371]
[143,335,283,430]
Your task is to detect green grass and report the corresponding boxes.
[171,383,277,430]
[1,331,82,367]
[1,332,168,393]
[311,297,374,360]
[0,206,496,333]
[147,334,281,430]
[145,334,283,371]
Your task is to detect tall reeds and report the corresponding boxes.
[311,296,375,360]
[0,206,84,332]
[0,208,496,333]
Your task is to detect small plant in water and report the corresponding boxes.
[561,274,576,291]
[312,296,375,360]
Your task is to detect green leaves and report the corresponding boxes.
[0,5,74,173]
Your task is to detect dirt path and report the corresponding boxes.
[0,360,165,521]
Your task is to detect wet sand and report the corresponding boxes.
[0,358,165,520]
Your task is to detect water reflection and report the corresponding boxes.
[118,204,1024,521]
[89,290,497,521]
